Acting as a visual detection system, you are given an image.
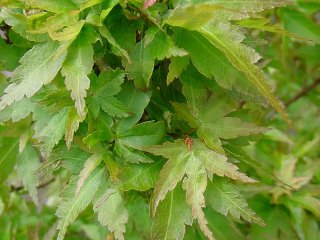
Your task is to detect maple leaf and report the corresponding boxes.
[61,36,94,117]
[173,95,268,153]
[56,168,104,240]
[144,139,255,239]
[93,187,129,240]
[0,41,67,111]
[206,177,265,226]
[152,184,193,240]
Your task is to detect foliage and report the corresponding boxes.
[0,0,319,239]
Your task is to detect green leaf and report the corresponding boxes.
[146,28,188,60]
[0,8,49,42]
[152,184,193,240]
[61,36,94,117]
[56,168,104,240]
[49,20,85,42]
[88,70,127,118]
[93,188,129,240]
[99,26,130,62]
[182,154,214,240]
[180,66,208,116]
[115,142,154,164]
[167,56,190,85]
[25,0,77,13]
[206,177,265,226]
[172,29,256,98]
[237,18,304,39]
[116,83,151,132]
[173,96,267,153]
[16,143,40,205]
[117,121,166,149]
[281,8,320,44]
[0,137,18,183]
[199,22,291,125]
[117,160,164,191]
[164,3,223,29]
[65,107,86,148]
[165,0,291,24]
[145,139,254,216]
[127,41,154,88]
[145,140,188,216]
[0,41,67,111]
[76,153,103,194]
[205,209,247,240]
[0,97,35,122]
[35,107,70,157]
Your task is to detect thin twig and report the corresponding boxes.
[10,178,55,192]
[285,78,320,107]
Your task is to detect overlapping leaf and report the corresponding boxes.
[0,41,67,111]
[56,168,104,240]
[206,177,265,226]
[93,187,129,240]
[61,36,93,117]
[173,95,267,153]
[144,139,255,239]
[152,184,193,240]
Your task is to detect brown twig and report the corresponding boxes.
[10,178,55,192]
[285,78,320,107]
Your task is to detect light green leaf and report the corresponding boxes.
[0,41,67,111]
[0,137,18,183]
[206,177,265,226]
[237,18,304,39]
[167,55,190,85]
[93,189,129,240]
[88,70,127,118]
[145,140,189,216]
[56,168,104,240]
[166,0,291,24]
[35,107,70,157]
[183,154,214,240]
[281,8,320,44]
[25,0,77,13]
[290,195,320,217]
[61,36,94,116]
[164,3,223,29]
[76,153,103,194]
[173,29,256,98]
[0,97,34,122]
[99,26,130,62]
[146,28,188,60]
[0,8,49,42]
[116,83,150,132]
[115,142,154,164]
[127,41,154,88]
[145,139,254,216]
[0,198,3,216]
[65,107,86,148]
[199,22,291,125]
[173,96,267,153]
[49,20,85,41]
[152,184,193,240]
[117,160,164,191]
[79,0,103,11]
[117,121,166,149]
[199,144,256,183]
[180,66,208,116]
[16,144,40,205]
[205,209,247,240]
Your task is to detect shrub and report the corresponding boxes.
[0,0,319,239]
